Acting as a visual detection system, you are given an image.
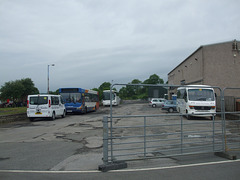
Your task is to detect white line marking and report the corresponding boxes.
[0,170,100,173]
[0,159,239,174]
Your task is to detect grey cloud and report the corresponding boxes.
[0,0,240,93]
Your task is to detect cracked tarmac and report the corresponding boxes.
[1,102,235,171]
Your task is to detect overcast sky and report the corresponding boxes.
[0,0,239,93]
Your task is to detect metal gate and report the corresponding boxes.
[99,84,240,171]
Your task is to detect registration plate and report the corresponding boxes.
[67,110,72,113]
[35,112,42,115]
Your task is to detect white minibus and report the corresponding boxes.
[27,94,66,121]
[177,85,216,119]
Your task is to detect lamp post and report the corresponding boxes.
[47,64,55,94]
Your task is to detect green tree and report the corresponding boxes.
[131,79,142,84]
[98,82,111,101]
[142,74,164,98]
[0,78,39,104]
[99,82,111,91]
[91,88,99,92]
[124,79,143,99]
[131,79,143,97]
[143,74,164,84]
[49,89,59,95]
[0,80,24,102]
[119,74,164,100]
[119,80,142,100]
[119,87,127,99]
[21,78,39,98]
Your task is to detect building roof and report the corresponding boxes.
[168,40,240,75]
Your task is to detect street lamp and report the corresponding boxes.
[47,64,55,94]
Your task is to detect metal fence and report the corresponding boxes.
[100,84,240,170]
[224,112,240,152]
[222,88,240,152]
[102,113,224,164]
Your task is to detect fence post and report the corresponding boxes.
[99,115,127,172]
[103,116,109,164]
[144,116,147,158]
[212,114,215,151]
[181,114,183,154]
[221,88,226,152]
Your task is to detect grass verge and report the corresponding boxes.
[0,107,27,116]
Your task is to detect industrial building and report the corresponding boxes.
[168,40,240,111]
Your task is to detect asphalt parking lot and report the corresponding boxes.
[0,102,239,176]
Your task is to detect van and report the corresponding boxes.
[27,94,66,121]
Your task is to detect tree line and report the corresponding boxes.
[0,74,165,106]
[119,74,165,100]
[0,78,39,107]
[93,74,165,100]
